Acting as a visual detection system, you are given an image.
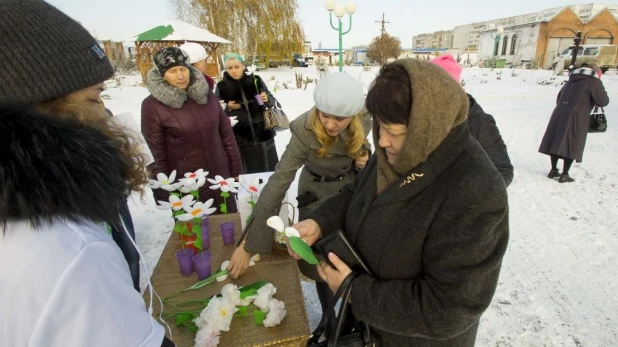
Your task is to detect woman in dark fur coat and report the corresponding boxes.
[216,54,279,173]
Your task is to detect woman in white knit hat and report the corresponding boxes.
[227,71,372,339]
[179,42,215,90]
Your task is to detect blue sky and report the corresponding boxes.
[48,0,598,48]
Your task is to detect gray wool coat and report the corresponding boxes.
[308,59,509,346]
[241,108,372,255]
[539,69,609,162]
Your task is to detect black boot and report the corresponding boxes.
[547,169,560,179]
[559,173,574,183]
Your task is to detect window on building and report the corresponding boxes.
[494,40,499,56]
[510,35,518,55]
[501,35,509,55]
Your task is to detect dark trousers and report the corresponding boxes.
[551,155,574,174]
[111,201,140,292]
[239,138,279,174]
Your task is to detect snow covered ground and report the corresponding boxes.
[104,66,618,347]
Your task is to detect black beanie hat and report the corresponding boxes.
[153,47,190,76]
[0,0,115,103]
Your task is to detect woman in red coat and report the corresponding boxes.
[141,47,243,212]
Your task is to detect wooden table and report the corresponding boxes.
[144,213,311,347]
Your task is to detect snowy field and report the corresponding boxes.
[103,66,618,347]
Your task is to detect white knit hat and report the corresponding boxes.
[313,72,365,118]
[179,42,207,64]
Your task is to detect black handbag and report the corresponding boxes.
[307,273,380,347]
[264,97,290,131]
[589,106,607,133]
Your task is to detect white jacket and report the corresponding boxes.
[0,219,165,347]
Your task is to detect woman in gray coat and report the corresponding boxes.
[227,72,372,337]
[291,59,509,346]
[539,66,609,183]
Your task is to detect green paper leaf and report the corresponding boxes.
[253,309,266,325]
[238,306,247,314]
[175,312,196,326]
[221,191,230,198]
[220,203,228,214]
[289,237,319,265]
[239,281,267,299]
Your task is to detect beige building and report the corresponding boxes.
[413,3,618,53]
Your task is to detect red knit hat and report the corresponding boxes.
[430,54,462,83]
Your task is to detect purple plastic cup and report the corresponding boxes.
[192,251,212,280]
[175,248,195,276]
[255,94,264,106]
[220,222,235,245]
[201,215,210,250]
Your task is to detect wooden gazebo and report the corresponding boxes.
[132,20,231,82]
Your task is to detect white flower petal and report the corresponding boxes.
[215,175,224,182]
[250,254,261,262]
[220,185,230,193]
[284,227,300,238]
[207,178,218,185]
[196,176,206,188]
[168,170,177,183]
[156,172,167,182]
[228,186,238,193]
[204,207,217,215]
[180,195,196,206]
[220,260,230,271]
[249,260,256,267]
[216,274,228,282]
[176,213,194,221]
[148,180,162,189]
[209,184,221,190]
[266,216,285,232]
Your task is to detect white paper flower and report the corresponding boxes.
[221,284,242,306]
[194,325,220,347]
[184,169,209,181]
[240,177,264,197]
[208,175,240,193]
[263,298,287,327]
[216,260,230,282]
[179,176,207,193]
[254,283,277,312]
[176,199,216,221]
[283,227,300,238]
[246,65,257,74]
[156,170,181,191]
[199,297,237,332]
[156,194,195,211]
[266,216,285,233]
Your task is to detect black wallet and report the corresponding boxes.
[312,229,372,276]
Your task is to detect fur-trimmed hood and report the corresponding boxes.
[0,104,129,226]
[374,58,469,193]
[146,66,209,109]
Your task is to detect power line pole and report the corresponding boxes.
[375,13,389,36]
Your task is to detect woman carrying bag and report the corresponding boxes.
[216,53,279,173]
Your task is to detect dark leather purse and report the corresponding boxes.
[307,273,380,347]
[589,106,607,133]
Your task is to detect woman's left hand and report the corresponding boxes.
[317,252,352,293]
[260,92,269,103]
[355,154,369,169]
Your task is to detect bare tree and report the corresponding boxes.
[366,33,401,65]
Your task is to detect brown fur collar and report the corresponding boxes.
[374,58,469,193]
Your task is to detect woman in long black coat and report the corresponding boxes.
[216,54,279,173]
[539,66,609,183]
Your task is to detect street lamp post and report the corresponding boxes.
[488,23,504,69]
[325,0,356,72]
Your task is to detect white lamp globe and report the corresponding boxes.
[334,4,346,18]
[325,0,335,11]
[497,25,504,34]
[345,1,356,14]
